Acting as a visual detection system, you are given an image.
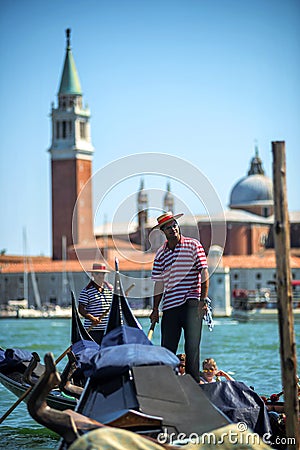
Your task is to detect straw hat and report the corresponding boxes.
[151,212,184,230]
[88,263,110,273]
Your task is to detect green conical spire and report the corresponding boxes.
[58,29,82,95]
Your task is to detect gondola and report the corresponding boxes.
[27,259,237,448]
[0,292,96,413]
[25,261,297,448]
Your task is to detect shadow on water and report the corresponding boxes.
[0,426,59,450]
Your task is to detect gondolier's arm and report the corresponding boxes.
[149,281,164,324]
[200,268,209,300]
[199,268,210,315]
[78,304,101,325]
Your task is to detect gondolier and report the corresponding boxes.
[78,263,113,344]
[150,212,210,382]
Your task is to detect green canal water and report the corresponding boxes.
[0,317,299,449]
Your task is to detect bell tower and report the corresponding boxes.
[163,180,174,213]
[49,29,94,260]
[137,178,148,228]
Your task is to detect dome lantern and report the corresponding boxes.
[229,147,273,217]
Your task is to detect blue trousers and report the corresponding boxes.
[161,300,204,382]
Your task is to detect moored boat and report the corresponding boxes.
[0,356,76,411]
[0,292,95,414]
[232,280,300,322]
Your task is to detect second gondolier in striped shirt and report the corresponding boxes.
[78,263,113,345]
[150,212,209,382]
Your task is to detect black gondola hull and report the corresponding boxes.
[0,371,76,411]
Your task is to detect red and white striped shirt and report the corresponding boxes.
[151,235,208,310]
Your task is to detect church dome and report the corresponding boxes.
[229,147,273,216]
[230,174,273,207]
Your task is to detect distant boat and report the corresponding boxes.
[232,280,300,322]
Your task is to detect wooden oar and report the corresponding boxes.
[0,308,110,424]
[147,321,156,341]
[48,307,110,365]
[86,308,110,333]
[125,283,135,296]
[0,386,34,424]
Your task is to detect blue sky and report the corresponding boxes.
[0,0,299,256]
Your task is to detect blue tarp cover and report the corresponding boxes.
[72,340,100,358]
[0,348,33,373]
[71,340,100,367]
[82,343,179,379]
[200,381,272,437]
[4,348,33,362]
[101,326,153,348]
[77,326,179,379]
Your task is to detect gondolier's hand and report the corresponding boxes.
[86,314,101,325]
[199,297,210,316]
[149,307,159,324]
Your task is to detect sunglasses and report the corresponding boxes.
[203,368,216,373]
[162,221,178,231]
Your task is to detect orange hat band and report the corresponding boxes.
[158,215,174,226]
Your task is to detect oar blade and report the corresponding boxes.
[147,322,156,341]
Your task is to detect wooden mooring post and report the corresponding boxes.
[272,141,299,449]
